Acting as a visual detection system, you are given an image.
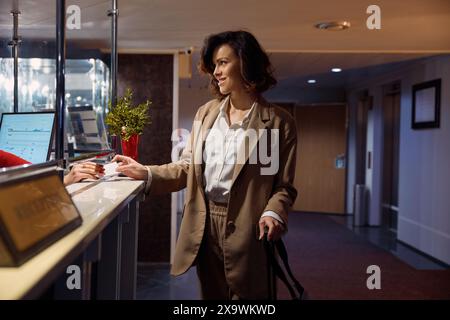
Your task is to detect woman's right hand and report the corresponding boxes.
[112,154,148,180]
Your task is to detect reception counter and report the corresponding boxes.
[0,176,145,300]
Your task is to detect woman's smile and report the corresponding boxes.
[217,77,226,86]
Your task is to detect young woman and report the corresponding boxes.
[113,30,297,300]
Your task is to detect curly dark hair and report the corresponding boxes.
[199,30,277,99]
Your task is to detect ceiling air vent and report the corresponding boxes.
[314,21,351,31]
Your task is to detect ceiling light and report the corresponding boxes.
[307,79,316,84]
[331,68,342,73]
[314,21,351,31]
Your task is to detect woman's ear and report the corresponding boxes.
[244,82,256,92]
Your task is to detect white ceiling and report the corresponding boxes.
[1,0,449,87]
[1,0,449,52]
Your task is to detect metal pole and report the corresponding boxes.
[108,0,118,152]
[108,0,118,107]
[8,11,21,113]
[55,0,66,163]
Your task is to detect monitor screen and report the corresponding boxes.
[0,112,55,164]
[67,106,105,150]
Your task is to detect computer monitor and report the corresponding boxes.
[0,112,55,164]
[67,106,108,151]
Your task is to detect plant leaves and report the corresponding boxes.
[105,88,152,141]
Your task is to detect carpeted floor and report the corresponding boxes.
[277,213,450,300]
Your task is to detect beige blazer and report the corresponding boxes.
[147,96,297,299]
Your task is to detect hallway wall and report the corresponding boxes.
[397,56,450,265]
[346,55,450,264]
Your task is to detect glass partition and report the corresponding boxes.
[0,1,56,165]
[0,58,13,115]
[0,1,113,165]
[65,1,112,156]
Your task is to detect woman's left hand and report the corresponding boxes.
[64,161,104,185]
[258,216,285,241]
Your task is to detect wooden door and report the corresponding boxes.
[293,105,347,214]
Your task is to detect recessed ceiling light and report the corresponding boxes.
[331,68,342,73]
[314,21,351,31]
[307,79,316,84]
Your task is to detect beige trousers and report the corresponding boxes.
[195,200,241,300]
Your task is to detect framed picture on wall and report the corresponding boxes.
[412,79,441,129]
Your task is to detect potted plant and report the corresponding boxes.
[105,88,151,160]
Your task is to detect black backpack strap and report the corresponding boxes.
[264,238,298,299]
[274,239,305,299]
[264,234,305,300]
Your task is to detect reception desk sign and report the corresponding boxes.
[0,171,82,267]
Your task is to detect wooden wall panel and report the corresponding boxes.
[293,105,347,214]
[118,54,173,262]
